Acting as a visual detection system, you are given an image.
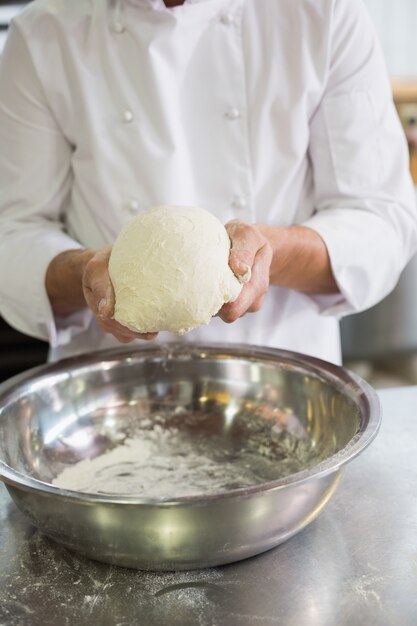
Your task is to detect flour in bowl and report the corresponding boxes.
[52,410,316,498]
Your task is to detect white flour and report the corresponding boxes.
[53,412,316,498]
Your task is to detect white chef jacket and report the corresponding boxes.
[0,0,416,365]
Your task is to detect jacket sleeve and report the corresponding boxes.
[303,0,417,316]
[0,22,92,347]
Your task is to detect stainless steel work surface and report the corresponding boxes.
[1,386,416,626]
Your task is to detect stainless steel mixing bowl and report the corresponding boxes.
[0,343,380,570]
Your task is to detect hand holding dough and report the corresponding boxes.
[108,205,242,334]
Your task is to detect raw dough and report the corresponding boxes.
[108,205,242,334]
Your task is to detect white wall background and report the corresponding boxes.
[363,0,417,78]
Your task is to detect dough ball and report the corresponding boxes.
[108,205,242,334]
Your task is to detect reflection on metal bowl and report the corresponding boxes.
[0,343,381,570]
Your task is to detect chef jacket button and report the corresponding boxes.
[225,107,241,120]
[231,195,247,210]
[112,21,125,34]
[220,13,234,26]
[127,199,140,213]
[123,110,134,124]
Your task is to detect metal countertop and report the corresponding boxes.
[1,386,417,626]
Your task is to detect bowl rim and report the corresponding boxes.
[0,342,382,505]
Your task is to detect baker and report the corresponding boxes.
[0,0,416,365]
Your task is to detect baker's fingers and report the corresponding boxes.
[82,245,115,319]
[219,240,271,323]
[247,294,266,313]
[225,220,266,283]
[99,315,159,340]
[221,290,266,321]
[83,246,158,342]
[99,322,158,343]
[98,317,159,342]
[138,333,159,341]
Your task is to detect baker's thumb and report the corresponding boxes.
[97,283,115,319]
[225,220,257,284]
[234,262,252,284]
[228,243,253,285]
